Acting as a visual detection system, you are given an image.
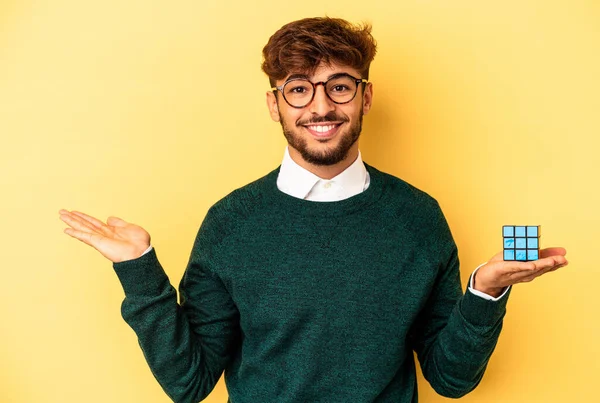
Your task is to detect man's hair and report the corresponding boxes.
[261,17,377,87]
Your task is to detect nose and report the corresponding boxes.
[308,83,335,116]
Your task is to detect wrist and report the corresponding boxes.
[473,269,504,298]
[114,244,150,263]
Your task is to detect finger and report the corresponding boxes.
[515,261,567,283]
[547,261,569,273]
[489,247,567,264]
[499,254,567,275]
[530,263,557,278]
[502,260,536,274]
[71,211,113,235]
[533,255,568,269]
[539,247,567,258]
[60,212,100,234]
[107,216,128,227]
[502,255,564,271]
[517,258,569,280]
[64,227,104,248]
[505,265,547,283]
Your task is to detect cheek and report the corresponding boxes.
[281,110,306,126]
[338,107,356,121]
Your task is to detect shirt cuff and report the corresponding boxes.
[141,245,153,256]
[468,262,511,301]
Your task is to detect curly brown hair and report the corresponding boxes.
[261,17,377,86]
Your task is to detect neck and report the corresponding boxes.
[288,145,359,180]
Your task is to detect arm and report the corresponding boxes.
[411,245,509,398]
[410,209,567,398]
[59,210,240,403]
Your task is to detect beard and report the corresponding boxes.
[279,109,364,166]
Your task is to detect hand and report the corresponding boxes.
[59,209,151,263]
[473,247,568,298]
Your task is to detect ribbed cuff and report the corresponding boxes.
[459,284,511,327]
[112,248,170,296]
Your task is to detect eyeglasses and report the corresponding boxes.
[271,73,368,109]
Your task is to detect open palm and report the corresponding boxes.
[59,210,151,263]
[474,247,568,297]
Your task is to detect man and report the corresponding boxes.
[59,17,567,403]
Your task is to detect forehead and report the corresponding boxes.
[282,62,361,83]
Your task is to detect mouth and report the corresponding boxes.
[302,122,343,138]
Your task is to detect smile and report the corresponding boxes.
[302,123,342,137]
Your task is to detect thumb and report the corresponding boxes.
[107,216,128,227]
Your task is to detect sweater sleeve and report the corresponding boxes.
[112,213,241,403]
[410,207,510,398]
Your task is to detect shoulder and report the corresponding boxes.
[194,167,278,245]
[208,167,278,218]
[366,163,442,214]
[366,163,456,254]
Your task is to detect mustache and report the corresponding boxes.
[297,112,349,126]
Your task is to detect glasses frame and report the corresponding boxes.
[271,73,368,109]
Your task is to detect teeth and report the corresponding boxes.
[308,125,336,133]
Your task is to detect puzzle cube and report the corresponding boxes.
[503,225,540,261]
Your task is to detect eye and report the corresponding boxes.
[330,84,350,92]
[289,86,308,94]
[284,81,313,98]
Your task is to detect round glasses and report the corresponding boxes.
[271,73,368,109]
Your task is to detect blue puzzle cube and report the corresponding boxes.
[503,225,540,261]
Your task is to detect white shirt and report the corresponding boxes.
[276,146,370,201]
[276,146,509,301]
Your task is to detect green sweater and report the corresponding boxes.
[113,163,509,403]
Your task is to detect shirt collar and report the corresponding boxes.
[276,146,368,200]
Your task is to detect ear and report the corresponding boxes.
[266,91,280,122]
[362,82,373,115]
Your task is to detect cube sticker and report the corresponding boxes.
[503,225,540,262]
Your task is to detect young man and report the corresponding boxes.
[59,17,567,403]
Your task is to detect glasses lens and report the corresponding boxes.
[326,76,358,103]
[283,79,313,107]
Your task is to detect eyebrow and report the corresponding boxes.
[286,73,310,81]
[285,72,355,82]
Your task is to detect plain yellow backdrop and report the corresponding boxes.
[1,0,598,402]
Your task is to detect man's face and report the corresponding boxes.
[267,63,373,167]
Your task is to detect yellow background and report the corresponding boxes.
[1,0,598,402]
